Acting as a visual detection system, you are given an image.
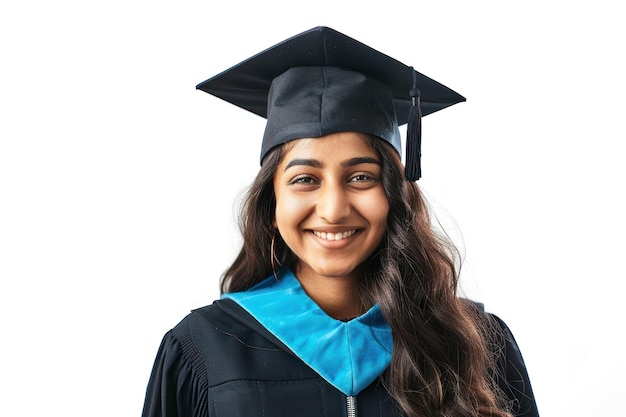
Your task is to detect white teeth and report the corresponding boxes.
[313,230,356,241]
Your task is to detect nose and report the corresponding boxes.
[316,182,351,223]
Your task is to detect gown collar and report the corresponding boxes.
[222,270,393,396]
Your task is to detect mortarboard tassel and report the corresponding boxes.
[405,68,422,181]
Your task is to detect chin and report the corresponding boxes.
[307,262,363,280]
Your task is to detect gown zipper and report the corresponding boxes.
[346,395,357,417]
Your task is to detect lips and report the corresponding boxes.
[312,230,357,241]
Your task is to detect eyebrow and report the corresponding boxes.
[342,157,381,168]
[284,158,322,171]
[283,156,380,172]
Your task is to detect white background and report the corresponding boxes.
[1,1,624,416]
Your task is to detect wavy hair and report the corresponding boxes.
[221,135,512,417]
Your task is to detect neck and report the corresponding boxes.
[294,269,365,320]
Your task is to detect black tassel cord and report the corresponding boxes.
[405,68,422,182]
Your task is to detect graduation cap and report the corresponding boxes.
[196,26,465,181]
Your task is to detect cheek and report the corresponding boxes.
[274,193,311,228]
[376,205,390,225]
[375,205,390,233]
[362,192,390,226]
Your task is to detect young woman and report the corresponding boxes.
[142,27,539,417]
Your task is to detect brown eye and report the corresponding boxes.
[349,173,376,182]
[290,175,318,185]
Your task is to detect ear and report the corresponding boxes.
[272,219,277,228]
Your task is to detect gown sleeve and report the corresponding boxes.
[141,322,208,417]
[491,314,540,417]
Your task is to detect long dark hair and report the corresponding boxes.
[221,135,511,417]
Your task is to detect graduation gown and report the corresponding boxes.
[142,271,539,417]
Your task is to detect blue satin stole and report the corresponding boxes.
[222,270,393,396]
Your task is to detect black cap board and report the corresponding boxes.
[196,26,465,181]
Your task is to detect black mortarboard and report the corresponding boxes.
[196,26,465,181]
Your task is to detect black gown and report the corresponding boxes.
[142,272,539,417]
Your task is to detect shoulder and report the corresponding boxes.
[461,299,530,373]
[165,299,292,371]
[474,305,540,417]
[168,298,248,336]
[172,298,287,351]
[142,299,311,417]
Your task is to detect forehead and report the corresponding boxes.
[280,132,379,161]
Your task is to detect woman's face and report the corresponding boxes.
[273,132,389,284]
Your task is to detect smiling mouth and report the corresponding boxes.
[312,230,357,241]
